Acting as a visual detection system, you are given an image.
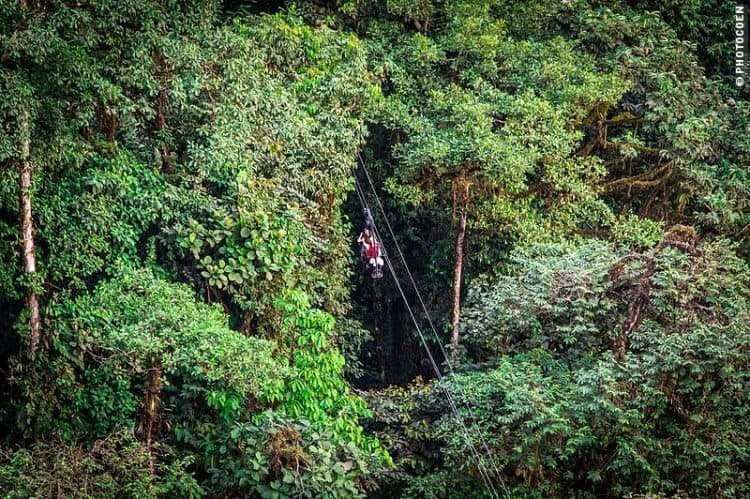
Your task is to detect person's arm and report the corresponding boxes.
[364,208,375,230]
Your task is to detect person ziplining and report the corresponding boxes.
[357,208,384,279]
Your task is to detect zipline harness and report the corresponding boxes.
[352,153,510,499]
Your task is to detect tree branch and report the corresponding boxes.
[604,112,643,127]
[599,162,673,193]
[602,139,662,156]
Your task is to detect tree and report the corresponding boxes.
[18,109,39,350]
[494,1,750,247]
[331,0,627,348]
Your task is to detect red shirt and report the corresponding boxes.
[365,242,380,259]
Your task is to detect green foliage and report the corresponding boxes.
[165,11,378,326]
[176,175,310,330]
[619,0,737,80]
[23,268,279,438]
[12,269,388,496]
[356,0,628,261]
[278,292,347,413]
[1,1,749,498]
[462,227,750,364]
[274,290,387,459]
[180,412,379,498]
[1,4,390,495]
[566,2,749,242]
[331,317,371,379]
[462,241,620,361]
[36,151,166,288]
[402,470,491,499]
[167,290,389,497]
[611,214,665,248]
[372,231,750,497]
[0,430,202,499]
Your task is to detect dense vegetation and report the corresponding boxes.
[0,1,747,497]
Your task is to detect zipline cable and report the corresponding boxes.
[353,175,498,499]
[352,169,501,499]
[355,153,509,496]
[356,154,507,493]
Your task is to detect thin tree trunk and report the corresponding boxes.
[614,259,655,360]
[153,51,171,172]
[19,109,40,352]
[449,211,467,348]
[143,363,163,475]
[155,88,171,171]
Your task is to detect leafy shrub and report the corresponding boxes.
[171,290,390,497]
[178,412,381,498]
[0,429,201,498]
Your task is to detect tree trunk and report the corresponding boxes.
[19,109,40,352]
[614,258,656,360]
[449,211,467,348]
[155,88,171,171]
[153,51,171,172]
[143,363,163,474]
